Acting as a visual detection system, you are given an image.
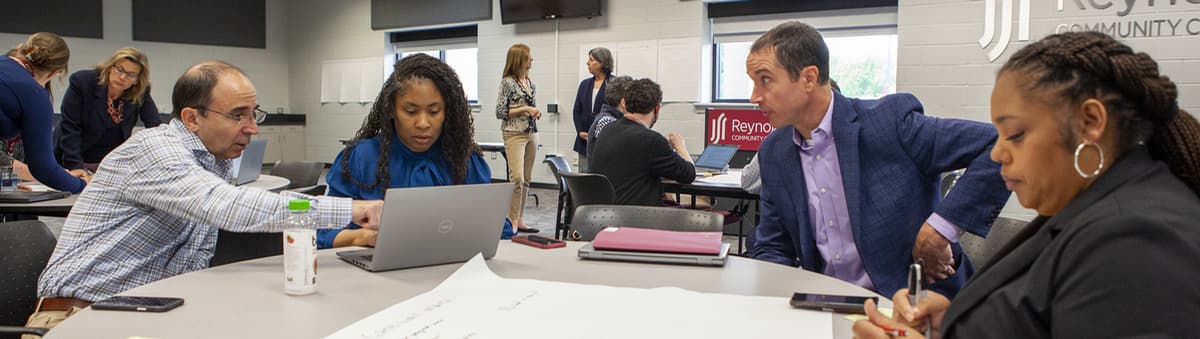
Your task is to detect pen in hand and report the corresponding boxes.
[909,259,930,337]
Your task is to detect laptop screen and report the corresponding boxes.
[694,144,738,170]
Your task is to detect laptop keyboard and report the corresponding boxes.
[362,255,373,261]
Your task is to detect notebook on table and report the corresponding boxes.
[336,183,513,272]
[694,144,738,174]
[578,227,730,266]
[0,191,70,203]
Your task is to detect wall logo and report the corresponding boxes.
[708,113,728,144]
[437,219,454,234]
[979,0,1031,62]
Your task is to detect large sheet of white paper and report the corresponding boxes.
[696,171,744,186]
[326,254,832,339]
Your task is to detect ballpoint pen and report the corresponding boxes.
[872,321,908,337]
[909,259,930,337]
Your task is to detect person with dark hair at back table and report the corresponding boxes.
[572,47,613,172]
[585,75,632,157]
[0,32,88,193]
[28,61,384,335]
[745,21,1010,299]
[320,54,496,249]
[854,31,1200,339]
[55,47,161,173]
[590,78,695,206]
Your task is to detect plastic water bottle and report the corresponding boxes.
[283,199,317,295]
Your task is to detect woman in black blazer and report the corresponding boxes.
[854,32,1200,338]
[571,47,612,172]
[55,47,160,172]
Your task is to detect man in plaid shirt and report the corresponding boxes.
[26,61,384,332]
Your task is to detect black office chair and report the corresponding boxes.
[959,217,1028,269]
[542,155,573,239]
[269,161,325,192]
[570,205,724,241]
[560,172,615,240]
[940,169,965,198]
[0,220,55,338]
[209,231,283,267]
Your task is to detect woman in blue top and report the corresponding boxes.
[0,32,87,193]
[319,54,495,248]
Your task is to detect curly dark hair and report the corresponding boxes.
[340,54,480,192]
[1000,31,1200,195]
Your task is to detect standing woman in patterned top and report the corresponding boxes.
[55,47,161,173]
[496,44,540,234]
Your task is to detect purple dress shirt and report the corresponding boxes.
[792,91,961,291]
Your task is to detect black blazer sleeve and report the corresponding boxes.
[57,71,93,170]
[647,135,695,184]
[137,89,161,128]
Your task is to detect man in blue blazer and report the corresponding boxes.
[745,22,1010,298]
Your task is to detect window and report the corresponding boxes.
[713,32,897,101]
[389,25,480,102]
[393,47,479,102]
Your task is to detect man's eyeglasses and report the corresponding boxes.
[194,105,267,124]
[113,65,139,81]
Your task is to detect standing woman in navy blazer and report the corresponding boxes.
[0,32,87,193]
[571,47,612,172]
[55,47,160,173]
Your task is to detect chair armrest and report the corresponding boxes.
[0,326,49,337]
[285,184,327,196]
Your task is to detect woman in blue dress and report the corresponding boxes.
[0,32,87,193]
[318,54,499,248]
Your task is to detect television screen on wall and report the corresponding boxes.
[499,0,602,24]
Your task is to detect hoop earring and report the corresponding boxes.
[1073,142,1105,179]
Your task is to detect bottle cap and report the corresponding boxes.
[288,199,310,211]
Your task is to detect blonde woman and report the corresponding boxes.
[56,47,160,173]
[495,44,540,234]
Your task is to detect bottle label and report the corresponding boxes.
[284,228,317,295]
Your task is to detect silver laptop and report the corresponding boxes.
[577,242,730,266]
[229,139,268,185]
[694,144,738,174]
[337,183,513,272]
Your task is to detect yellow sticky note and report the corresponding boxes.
[843,307,894,322]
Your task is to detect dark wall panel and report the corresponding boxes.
[132,0,266,49]
[0,0,103,39]
[372,0,491,31]
[708,0,897,18]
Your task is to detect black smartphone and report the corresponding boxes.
[513,235,566,249]
[91,296,184,312]
[789,293,877,314]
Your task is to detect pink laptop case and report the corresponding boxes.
[591,227,723,255]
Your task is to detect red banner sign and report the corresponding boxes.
[705,108,774,151]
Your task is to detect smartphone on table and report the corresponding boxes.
[513,235,566,249]
[789,293,878,314]
[91,296,185,312]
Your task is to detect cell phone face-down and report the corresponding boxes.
[91,296,185,312]
[512,235,566,249]
[789,293,878,314]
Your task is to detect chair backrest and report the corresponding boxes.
[269,161,325,189]
[960,217,1028,269]
[561,172,614,207]
[210,230,283,267]
[542,155,572,192]
[570,205,724,241]
[0,221,56,326]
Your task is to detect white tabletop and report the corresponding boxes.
[46,241,883,338]
[244,174,290,191]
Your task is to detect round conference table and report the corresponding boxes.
[46,241,886,339]
[0,175,291,217]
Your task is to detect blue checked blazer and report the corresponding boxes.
[748,92,1010,298]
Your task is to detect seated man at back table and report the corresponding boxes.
[589,78,695,206]
[26,60,383,334]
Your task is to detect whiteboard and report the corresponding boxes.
[320,57,386,104]
[657,38,702,102]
